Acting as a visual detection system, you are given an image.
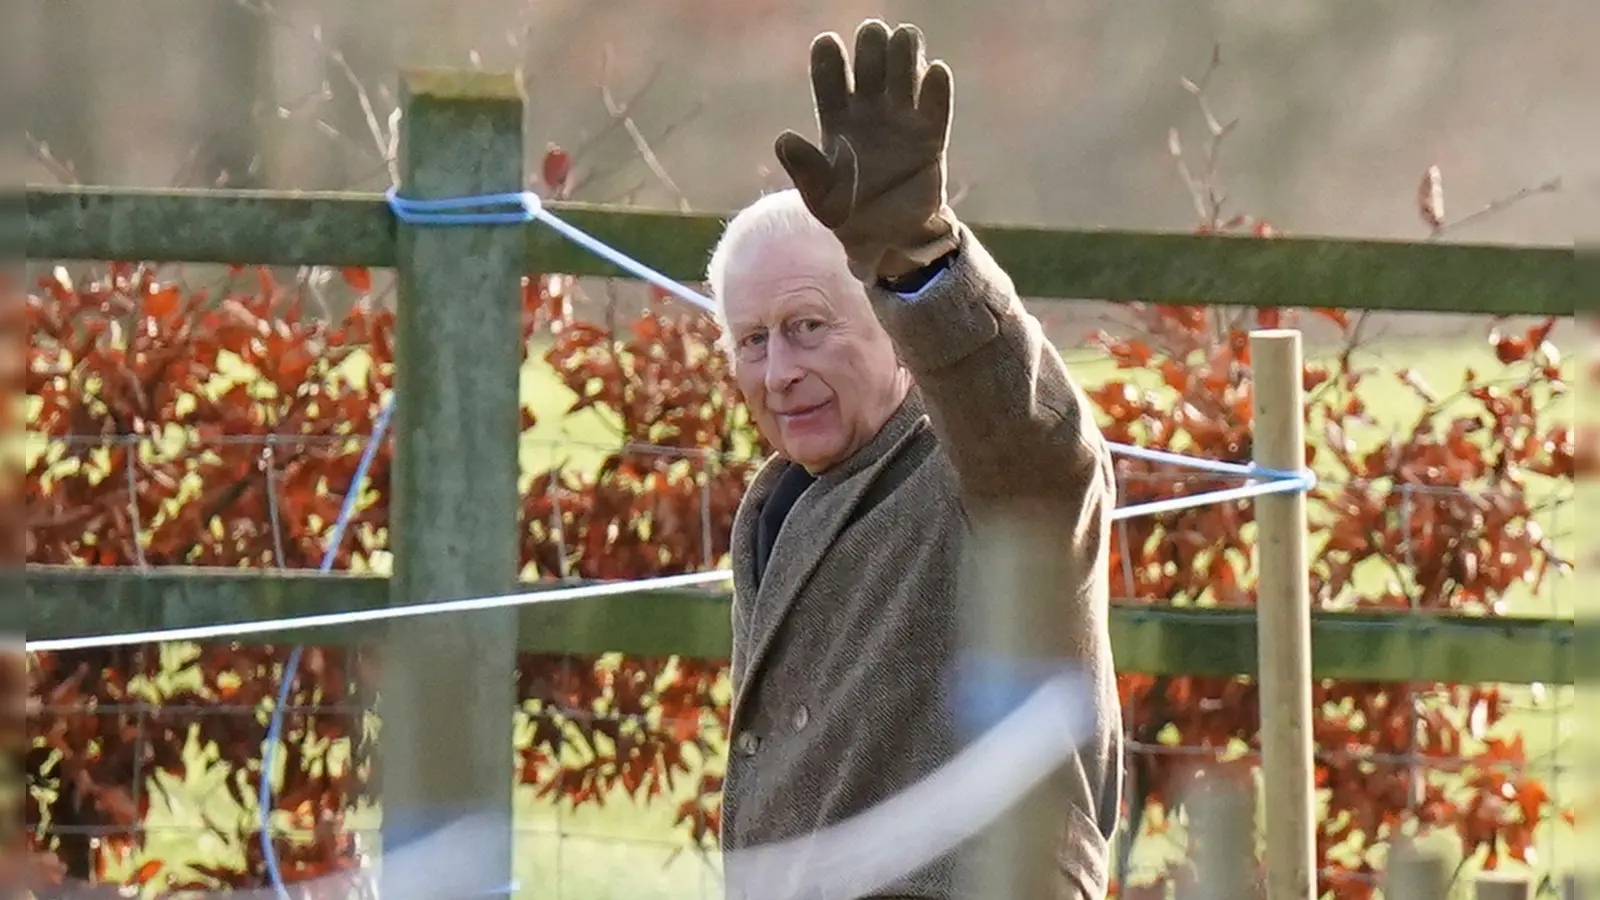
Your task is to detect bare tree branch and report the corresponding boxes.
[597,45,693,212]
[1168,128,1209,224]
[23,133,78,185]
[1428,175,1563,241]
[236,0,399,184]
[1165,43,1246,341]
[596,174,652,207]
[1170,42,1237,229]
[565,60,669,167]
[565,60,704,211]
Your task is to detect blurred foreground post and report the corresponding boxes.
[381,69,525,898]
[957,463,1123,900]
[957,508,1080,900]
[1183,776,1254,900]
[1383,845,1447,900]
[1250,329,1316,900]
[0,640,20,892]
[1473,872,1532,900]
[2,209,21,892]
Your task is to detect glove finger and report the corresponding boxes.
[833,135,860,220]
[852,18,891,99]
[917,60,954,143]
[774,131,843,222]
[885,23,925,109]
[808,32,852,131]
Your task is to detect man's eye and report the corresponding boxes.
[795,319,825,332]
[739,331,767,348]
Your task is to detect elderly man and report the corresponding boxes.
[707,19,1122,900]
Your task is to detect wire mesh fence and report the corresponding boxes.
[21,260,1582,895]
[24,422,1580,898]
[27,427,1579,593]
[21,674,1579,897]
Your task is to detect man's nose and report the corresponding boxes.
[763,335,805,393]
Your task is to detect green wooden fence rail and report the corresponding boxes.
[23,186,1573,317]
[25,567,1576,686]
[21,68,1577,895]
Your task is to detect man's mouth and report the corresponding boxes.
[777,400,830,421]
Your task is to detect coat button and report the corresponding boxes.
[791,704,809,732]
[734,730,761,756]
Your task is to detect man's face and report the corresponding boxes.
[720,233,907,474]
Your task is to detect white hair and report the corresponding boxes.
[705,189,841,343]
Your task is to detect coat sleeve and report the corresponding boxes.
[866,219,1110,509]
[868,219,1124,898]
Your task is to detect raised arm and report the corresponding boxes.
[869,221,1111,508]
[878,219,1122,899]
[773,20,1122,896]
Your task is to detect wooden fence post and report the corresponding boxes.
[1250,329,1316,900]
[381,69,525,898]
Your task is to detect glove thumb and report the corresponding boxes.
[774,130,849,227]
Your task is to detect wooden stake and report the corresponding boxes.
[1250,329,1316,900]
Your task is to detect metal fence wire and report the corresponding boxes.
[24,429,1579,899]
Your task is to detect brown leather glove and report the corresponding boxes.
[774,19,961,283]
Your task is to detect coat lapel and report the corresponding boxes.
[730,453,786,605]
[733,391,930,710]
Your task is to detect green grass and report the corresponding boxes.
[74,332,1585,899]
[120,751,725,900]
[515,795,725,900]
[517,347,624,477]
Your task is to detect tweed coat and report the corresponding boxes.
[720,222,1122,900]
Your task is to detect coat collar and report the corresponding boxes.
[731,388,929,702]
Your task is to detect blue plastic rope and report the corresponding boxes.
[1111,469,1316,521]
[260,397,395,900]
[1108,443,1281,479]
[385,187,716,314]
[382,189,539,225]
